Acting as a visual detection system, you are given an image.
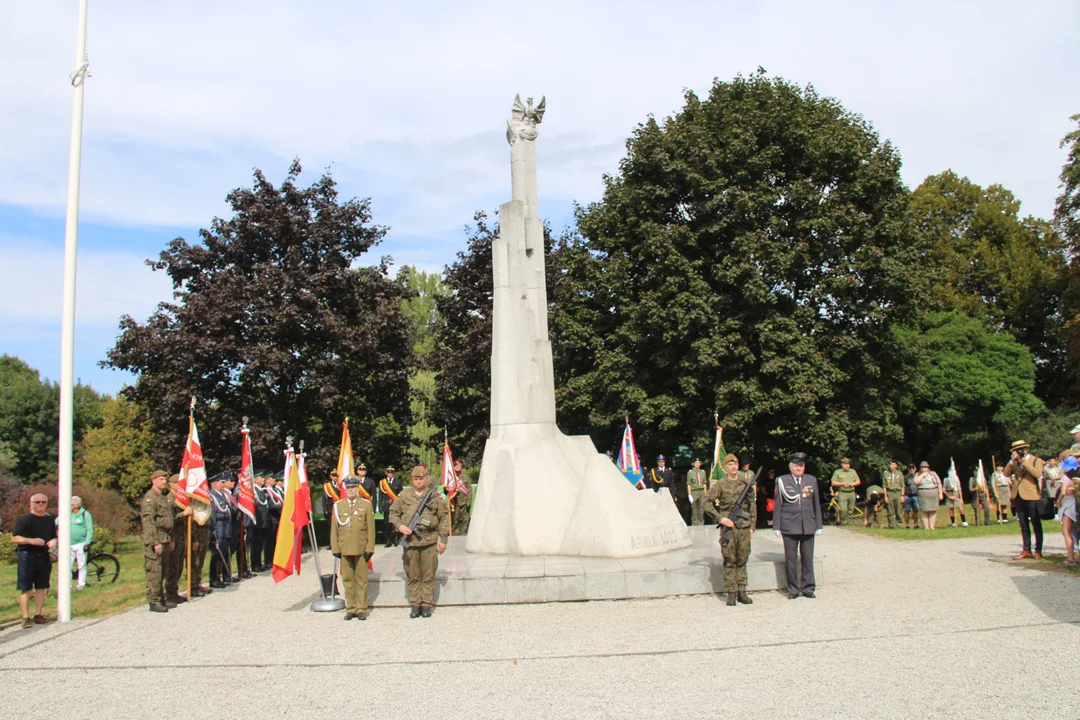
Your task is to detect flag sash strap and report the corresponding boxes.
[356,484,372,501]
[323,481,341,503]
[379,478,398,502]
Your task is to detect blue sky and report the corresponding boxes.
[1,0,1077,395]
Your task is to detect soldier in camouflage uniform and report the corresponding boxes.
[163,474,192,604]
[141,470,175,613]
[331,476,376,620]
[705,453,757,606]
[388,465,450,618]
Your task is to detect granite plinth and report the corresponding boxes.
[356,526,824,607]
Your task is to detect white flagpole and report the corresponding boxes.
[57,0,91,625]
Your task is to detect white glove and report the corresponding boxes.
[774,530,781,537]
[815,529,822,536]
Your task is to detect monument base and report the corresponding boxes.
[350,527,824,607]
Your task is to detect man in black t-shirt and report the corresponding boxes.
[11,493,58,629]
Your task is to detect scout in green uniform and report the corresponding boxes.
[163,474,193,604]
[968,471,992,526]
[830,458,861,525]
[331,476,376,620]
[140,470,175,613]
[686,458,709,526]
[704,453,756,606]
[881,461,904,529]
[863,485,885,527]
[388,465,450,618]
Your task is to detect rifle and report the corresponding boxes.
[719,466,764,542]
[395,485,436,547]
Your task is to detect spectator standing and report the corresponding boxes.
[12,493,58,628]
[66,496,94,590]
[1054,470,1076,565]
[902,463,920,529]
[913,461,944,530]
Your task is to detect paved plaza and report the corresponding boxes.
[0,527,1076,719]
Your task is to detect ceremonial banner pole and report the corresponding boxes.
[306,438,343,612]
[185,398,194,600]
[56,0,91,625]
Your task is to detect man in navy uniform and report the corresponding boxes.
[250,475,270,572]
[264,474,283,570]
[774,452,823,599]
[379,466,404,547]
[645,454,674,493]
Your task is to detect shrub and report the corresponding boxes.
[90,526,116,553]
[0,532,14,565]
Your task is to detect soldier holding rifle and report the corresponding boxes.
[705,453,757,607]
[388,465,450,619]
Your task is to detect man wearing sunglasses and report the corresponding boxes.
[11,494,58,629]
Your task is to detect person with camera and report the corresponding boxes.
[1004,440,1046,559]
[330,476,376,621]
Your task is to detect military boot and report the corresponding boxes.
[737,590,753,605]
[420,604,433,618]
[148,603,169,613]
[726,592,737,606]
[409,605,421,619]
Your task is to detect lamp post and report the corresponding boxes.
[57,0,90,624]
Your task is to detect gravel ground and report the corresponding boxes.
[0,527,1076,719]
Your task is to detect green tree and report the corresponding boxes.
[1055,114,1080,393]
[397,266,449,468]
[1010,407,1080,459]
[893,312,1044,462]
[104,162,415,477]
[74,396,156,503]
[557,72,923,465]
[910,171,1068,397]
[0,440,17,475]
[0,355,105,482]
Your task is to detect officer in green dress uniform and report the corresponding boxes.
[881,461,904,529]
[704,453,756,606]
[830,458,861,525]
[686,458,709,526]
[331,476,376,620]
[388,465,450,618]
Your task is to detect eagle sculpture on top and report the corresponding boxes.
[506,94,546,145]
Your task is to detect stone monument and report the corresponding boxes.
[465,95,691,557]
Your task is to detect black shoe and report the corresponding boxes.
[231,576,241,583]
[803,591,816,599]
[356,612,368,621]
[191,589,207,598]
[409,605,421,618]
[162,600,178,609]
[421,605,433,618]
[788,593,799,600]
[166,595,188,604]
[344,612,355,621]
[726,592,737,606]
[149,603,169,613]
[737,591,753,605]
[242,572,254,579]
[210,581,226,589]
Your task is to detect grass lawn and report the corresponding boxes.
[0,536,148,625]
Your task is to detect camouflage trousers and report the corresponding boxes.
[690,488,707,526]
[144,546,168,604]
[190,524,209,588]
[451,507,471,537]
[164,535,186,596]
[886,495,903,528]
[720,528,752,591]
[402,543,439,605]
[340,555,369,614]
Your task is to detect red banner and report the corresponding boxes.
[237,426,256,523]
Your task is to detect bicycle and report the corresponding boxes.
[70,543,121,586]
[824,493,864,525]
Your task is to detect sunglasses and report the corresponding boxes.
[31,500,47,504]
